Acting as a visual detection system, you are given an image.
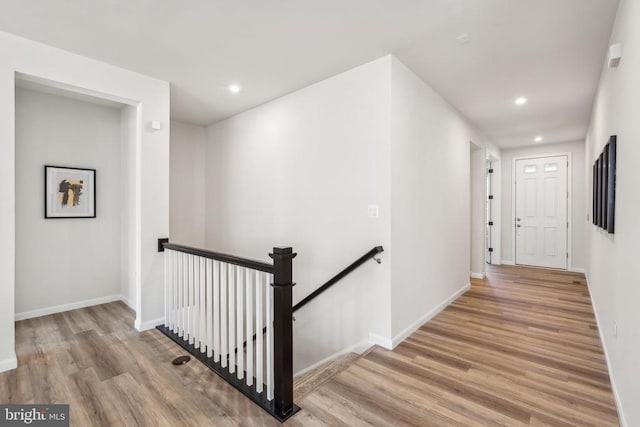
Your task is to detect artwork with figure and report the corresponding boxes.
[45,166,96,218]
[58,179,84,207]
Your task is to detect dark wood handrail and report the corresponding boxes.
[163,243,274,273]
[233,245,384,354]
[292,245,383,313]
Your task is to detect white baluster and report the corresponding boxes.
[178,253,186,339]
[182,252,188,339]
[266,272,274,401]
[229,265,236,373]
[206,259,213,358]
[213,261,221,363]
[177,251,183,337]
[200,257,206,352]
[169,250,174,330]
[164,249,169,328]
[220,262,228,368]
[189,254,195,345]
[256,271,263,393]
[236,267,244,380]
[194,256,200,349]
[246,269,254,387]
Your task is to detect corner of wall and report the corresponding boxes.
[0,352,17,373]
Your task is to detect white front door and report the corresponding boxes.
[515,155,568,269]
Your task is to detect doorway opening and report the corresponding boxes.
[14,74,141,323]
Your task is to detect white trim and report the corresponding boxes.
[511,152,573,270]
[470,272,485,279]
[501,260,515,265]
[569,267,586,274]
[15,294,126,321]
[368,333,393,350]
[387,282,471,350]
[487,154,502,265]
[0,353,17,373]
[15,72,139,106]
[136,317,164,332]
[120,295,135,311]
[584,272,627,426]
[293,338,372,378]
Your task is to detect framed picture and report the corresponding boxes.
[45,165,96,218]
[596,154,602,227]
[592,162,597,225]
[606,136,617,233]
[591,135,617,234]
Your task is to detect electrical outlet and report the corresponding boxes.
[368,205,379,219]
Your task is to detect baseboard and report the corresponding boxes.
[120,295,136,311]
[569,267,586,274]
[584,273,627,426]
[0,353,17,373]
[368,333,393,350]
[294,338,372,378]
[136,317,164,332]
[386,282,471,350]
[501,260,515,265]
[15,294,125,321]
[470,272,485,279]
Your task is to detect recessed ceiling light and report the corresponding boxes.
[515,97,528,106]
[228,84,241,94]
[534,136,543,142]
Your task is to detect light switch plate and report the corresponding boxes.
[368,205,379,218]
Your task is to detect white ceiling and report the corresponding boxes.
[0,0,619,148]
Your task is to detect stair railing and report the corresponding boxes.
[158,243,383,422]
[158,243,298,422]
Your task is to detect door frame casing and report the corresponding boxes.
[511,152,573,271]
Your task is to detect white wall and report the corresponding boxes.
[0,30,170,372]
[170,120,206,247]
[499,140,586,270]
[585,0,640,424]
[389,57,493,339]
[15,88,122,315]
[206,56,393,373]
[203,55,498,372]
[120,105,137,309]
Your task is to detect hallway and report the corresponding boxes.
[297,265,619,426]
[0,265,619,426]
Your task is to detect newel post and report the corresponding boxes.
[269,246,297,420]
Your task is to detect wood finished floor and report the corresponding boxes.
[0,265,619,426]
[298,265,619,426]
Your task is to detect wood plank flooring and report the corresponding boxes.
[297,265,620,426]
[0,265,619,426]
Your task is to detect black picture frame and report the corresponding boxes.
[596,154,602,227]
[44,165,97,219]
[602,148,608,228]
[592,135,616,233]
[606,137,617,233]
[592,163,597,225]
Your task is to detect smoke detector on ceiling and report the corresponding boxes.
[608,43,622,69]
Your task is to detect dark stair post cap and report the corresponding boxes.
[269,247,297,259]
